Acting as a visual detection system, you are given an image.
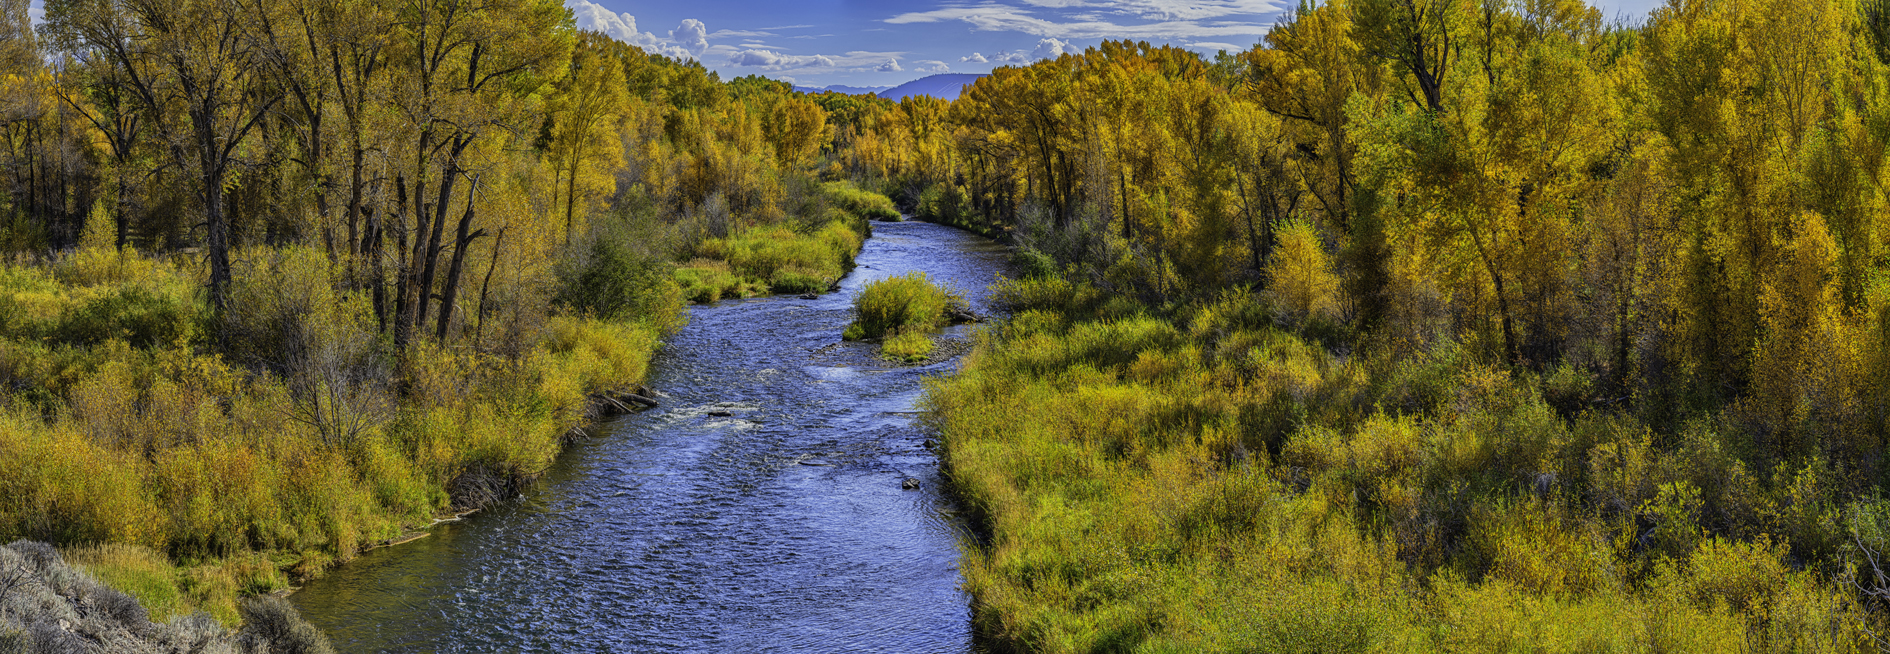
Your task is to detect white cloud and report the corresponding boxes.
[973,39,1078,65]
[28,0,43,24]
[563,0,696,59]
[671,19,709,57]
[912,60,951,73]
[1187,41,1246,52]
[724,49,910,75]
[886,2,1275,39]
[1017,0,1276,21]
[711,29,775,39]
[1032,38,1074,60]
[728,49,837,69]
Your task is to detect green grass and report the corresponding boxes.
[824,180,900,220]
[880,329,934,362]
[843,272,964,341]
[683,220,863,302]
[924,276,1873,653]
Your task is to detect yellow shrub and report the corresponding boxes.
[1265,218,1341,325]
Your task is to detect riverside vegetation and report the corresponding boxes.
[843,272,969,363]
[0,0,892,639]
[814,0,1890,651]
[13,0,1890,644]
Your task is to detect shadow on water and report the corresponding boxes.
[290,220,1010,652]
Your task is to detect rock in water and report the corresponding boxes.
[901,478,921,490]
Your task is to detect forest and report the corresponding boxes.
[877,0,1890,649]
[0,0,894,628]
[8,0,1890,646]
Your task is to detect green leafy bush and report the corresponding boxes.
[843,272,964,341]
[824,180,900,221]
[556,237,684,327]
[685,220,862,302]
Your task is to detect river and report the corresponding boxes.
[290,220,1009,652]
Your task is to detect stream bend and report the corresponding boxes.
[290,220,1010,652]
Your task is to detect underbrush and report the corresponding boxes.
[0,244,678,626]
[825,180,901,221]
[673,182,889,302]
[681,220,863,302]
[926,275,1880,653]
[0,540,334,652]
[843,272,965,341]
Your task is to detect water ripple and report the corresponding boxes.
[291,221,1009,652]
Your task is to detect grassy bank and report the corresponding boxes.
[1,540,332,652]
[927,276,1878,653]
[672,182,891,303]
[0,242,680,624]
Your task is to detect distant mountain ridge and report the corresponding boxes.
[877,74,987,101]
[792,84,891,95]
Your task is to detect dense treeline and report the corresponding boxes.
[857,0,1890,649]
[0,0,886,626]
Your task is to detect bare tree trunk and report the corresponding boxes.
[436,180,483,341]
[475,226,505,347]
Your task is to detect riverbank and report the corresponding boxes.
[0,241,690,628]
[925,275,1873,653]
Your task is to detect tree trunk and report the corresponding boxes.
[475,226,506,346]
[436,181,482,341]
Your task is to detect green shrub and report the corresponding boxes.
[60,284,200,347]
[674,260,746,303]
[686,220,862,302]
[881,330,933,362]
[1012,248,1057,280]
[824,180,900,221]
[556,237,683,328]
[844,272,964,341]
[917,183,972,225]
[769,268,828,294]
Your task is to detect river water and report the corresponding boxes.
[290,220,1009,652]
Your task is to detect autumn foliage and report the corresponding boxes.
[850,0,1890,649]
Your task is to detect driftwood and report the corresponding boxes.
[591,387,661,417]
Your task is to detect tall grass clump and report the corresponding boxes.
[824,180,900,220]
[880,329,934,362]
[843,272,965,341]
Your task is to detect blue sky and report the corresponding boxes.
[23,0,1667,88]
[569,0,1667,88]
